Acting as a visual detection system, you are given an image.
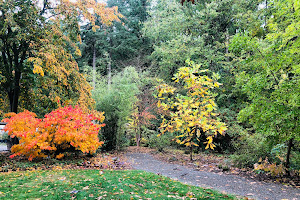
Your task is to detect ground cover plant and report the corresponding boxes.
[0,169,236,199]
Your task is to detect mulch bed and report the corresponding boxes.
[0,151,131,173]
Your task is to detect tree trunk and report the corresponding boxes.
[265,0,268,28]
[136,125,141,147]
[190,145,193,161]
[92,45,96,89]
[6,70,21,149]
[136,133,140,147]
[7,71,21,113]
[107,36,112,89]
[225,28,229,62]
[285,138,293,175]
[108,54,111,89]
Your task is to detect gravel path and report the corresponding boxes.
[126,153,300,200]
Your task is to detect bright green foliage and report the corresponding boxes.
[157,61,227,151]
[144,0,240,81]
[144,0,261,153]
[144,0,205,81]
[230,0,300,168]
[93,67,140,150]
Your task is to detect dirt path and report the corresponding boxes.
[126,153,300,200]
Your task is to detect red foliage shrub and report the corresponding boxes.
[3,106,105,160]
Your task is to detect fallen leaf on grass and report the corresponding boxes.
[59,177,66,181]
[70,190,80,194]
[82,186,89,190]
[136,183,144,187]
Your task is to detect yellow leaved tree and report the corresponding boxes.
[0,0,122,114]
[157,60,227,160]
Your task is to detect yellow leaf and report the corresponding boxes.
[188,122,195,127]
[185,142,191,147]
[207,104,213,111]
[157,100,161,107]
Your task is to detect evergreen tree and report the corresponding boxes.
[79,0,151,85]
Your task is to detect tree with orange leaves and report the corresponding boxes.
[3,106,105,161]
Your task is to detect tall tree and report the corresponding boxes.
[230,0,300,171]
[0,0,120,114]
[144,0,240,81]
[79,0,151,82]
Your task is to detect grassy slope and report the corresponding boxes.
[0,169,236,199]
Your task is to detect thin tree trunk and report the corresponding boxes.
[107,53,111,89]
[136,132,140,147]
[265,0,268,28]
[190,145,193,161]
[107,36,112,89]
[92,45,96,89]
[225,28,229,62]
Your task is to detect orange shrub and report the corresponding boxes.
[3,106,105,161]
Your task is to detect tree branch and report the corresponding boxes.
[40,0,49,16]
[255,47,279,86]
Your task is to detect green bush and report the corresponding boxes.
[93,67,140,150]
[230,133,272,168]
[214,108,248,153]
[231,131,300,170]
[290,149,300,170]
[148,133,174,152]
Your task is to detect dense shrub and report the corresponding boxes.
[93,67,140,150]
[148,132,175,152]
[3,106,105,160]
[230,133,272,168]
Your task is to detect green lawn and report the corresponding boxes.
[0,169,236,199]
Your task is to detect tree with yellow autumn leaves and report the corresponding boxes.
[0,0,121,115]
[156,60,227,160]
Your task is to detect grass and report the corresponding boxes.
[0,169,236,199]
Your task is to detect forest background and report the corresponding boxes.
[0,0,299,175]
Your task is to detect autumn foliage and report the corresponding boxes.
[156,60,227,155]
[2,106,105,161]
